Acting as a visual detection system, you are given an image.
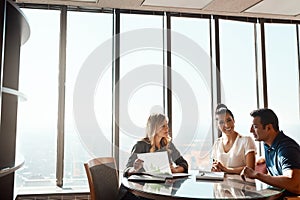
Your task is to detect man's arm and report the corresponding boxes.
[241,167,300,194]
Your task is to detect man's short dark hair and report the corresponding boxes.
[250,108,279,132]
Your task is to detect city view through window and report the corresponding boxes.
[15,8,300,193]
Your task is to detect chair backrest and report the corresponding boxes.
[84,157,119,200]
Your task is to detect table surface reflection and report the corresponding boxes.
[122,170,284,200]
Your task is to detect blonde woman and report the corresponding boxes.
[124,113,188,176]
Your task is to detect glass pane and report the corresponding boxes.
[119,14,164,171]
[265,23,300,144]
[171,17,212,170]
[65,11,113,187]
[15,9,60,190]
[219,19,257,136]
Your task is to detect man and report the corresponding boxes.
[241,108,300,196]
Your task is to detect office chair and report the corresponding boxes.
[84,157,119,200]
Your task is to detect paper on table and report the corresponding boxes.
[196,171,224,181]
[128,174,166,183]
[133,151,190,179]
[137,151,172,175]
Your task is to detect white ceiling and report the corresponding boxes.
[16,0,300,21]
[142,0,213,10]
[246,0,300,16]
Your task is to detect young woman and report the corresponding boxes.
[124,113,188,176]
[211,104,256,174]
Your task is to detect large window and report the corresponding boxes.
[265,23,300,144]
[65,11,113,187]
[119,13,164,171]
[219,19,257,137]
[14,6,300,195]
[171,16,212,170]
[16,9,60,190]
[16,8,114,192]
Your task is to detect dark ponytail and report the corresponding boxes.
[215,103,234,120]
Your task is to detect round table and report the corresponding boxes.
[122,170,284,200]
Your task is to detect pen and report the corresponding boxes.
[212,159,218,171]
[241,174,246,181]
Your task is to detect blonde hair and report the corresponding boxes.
[144,113,171,152]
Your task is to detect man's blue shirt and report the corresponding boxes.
[264,131,300,176]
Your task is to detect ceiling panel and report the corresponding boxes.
[245,0,300,16]
[203,0,262,13]
[142,0,213,9]
[55,0,96,2]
